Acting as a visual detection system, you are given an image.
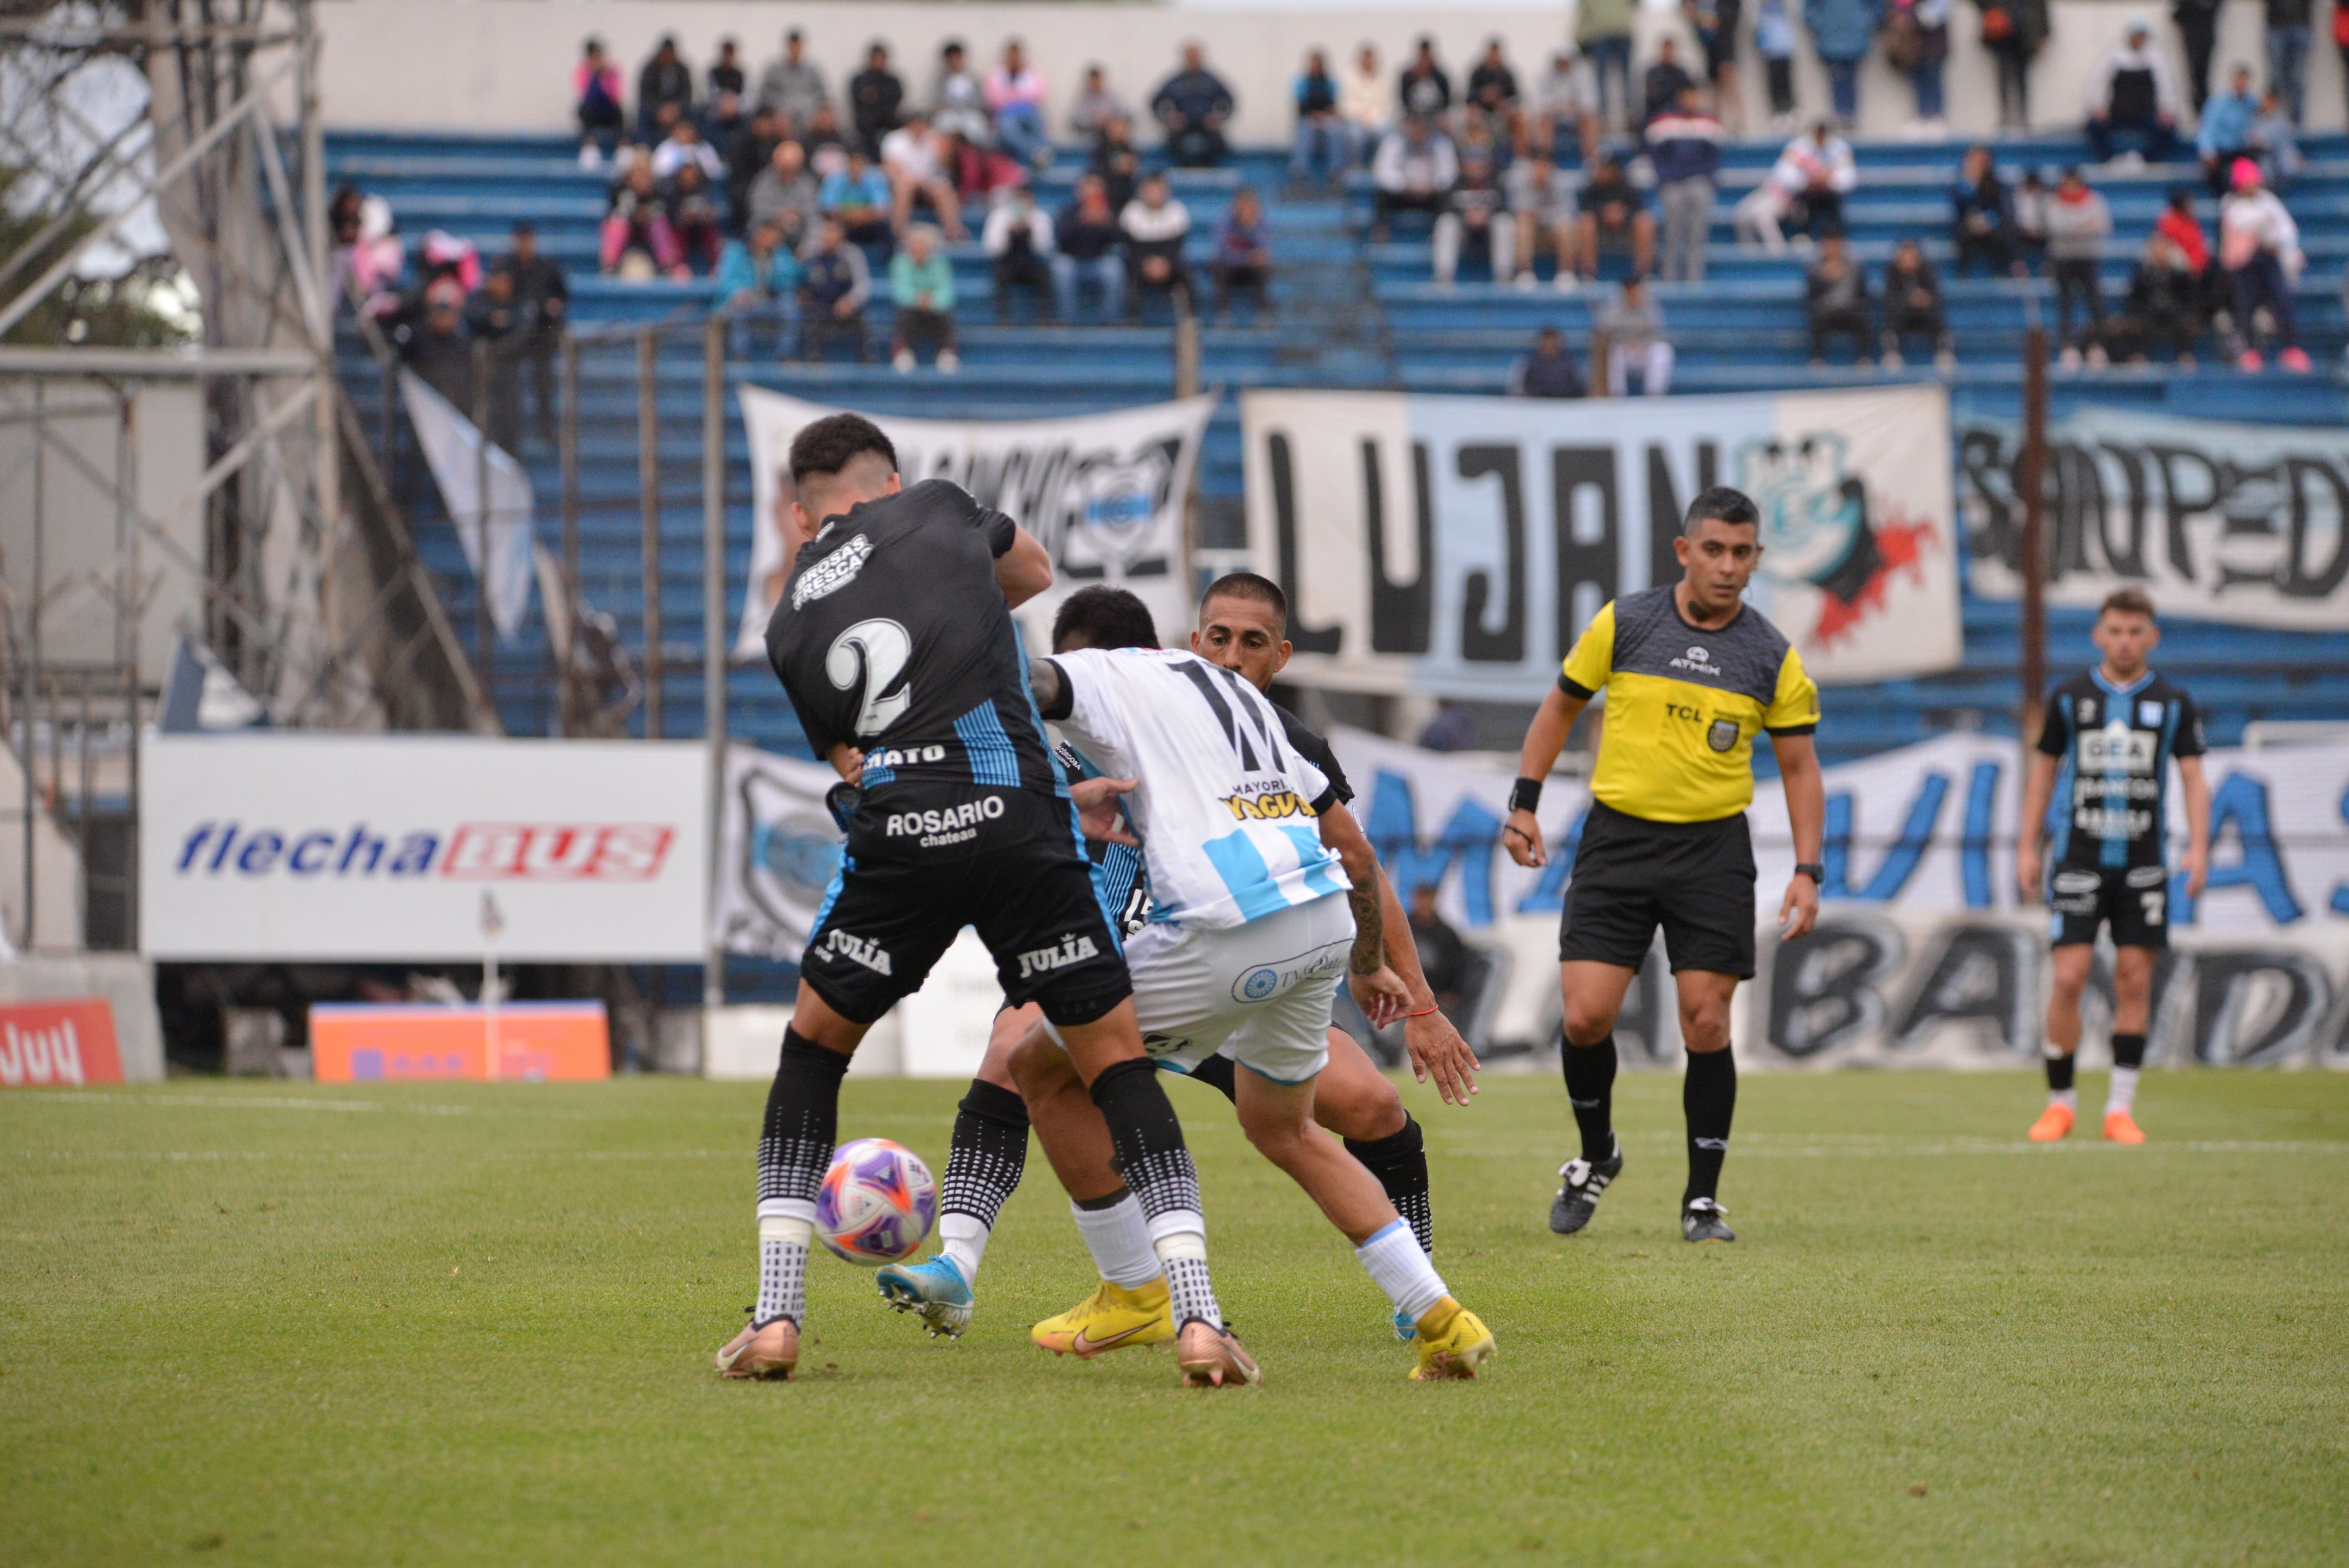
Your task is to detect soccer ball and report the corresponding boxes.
[814,1137,938,1266]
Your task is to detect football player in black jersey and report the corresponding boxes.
[718,413,1254,1388]
[2016,587,2210,1145]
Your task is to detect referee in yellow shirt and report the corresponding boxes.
[1503,486,1826,1244]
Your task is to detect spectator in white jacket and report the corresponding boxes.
[2219,157,2309,370]
[2083,21,2181,165]
[982,184,1056,321]
[1339,45,1390,155]
[649,118,725,182]
[1737,121,1857,249]
[1371,116,1459,238]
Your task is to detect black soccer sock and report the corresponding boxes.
[2110,1032,2147,1070]
[1562,1033,1619,1165]
[940,1078,1029,1230]
[1089,1056,1219,1328]
[1347,1115,1433,1255]
[1682,1047,1737,1207]
[753,1028,851,1325]
[2044,1049,2077,1095]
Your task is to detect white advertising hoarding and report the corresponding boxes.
[141,735,708,961]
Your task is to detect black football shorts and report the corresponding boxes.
[801,785,1131,1027]
[2048,862,2170,950]
[1558,800,1758,978]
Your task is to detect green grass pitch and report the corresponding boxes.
[4,1068,2345,1566]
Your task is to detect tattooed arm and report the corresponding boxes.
[1319,799,1410,1025]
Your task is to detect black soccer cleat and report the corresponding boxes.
[1681,1197,1735,1244]
[1548,1139,1624,1236]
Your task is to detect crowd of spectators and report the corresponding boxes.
[348,16,2345,401]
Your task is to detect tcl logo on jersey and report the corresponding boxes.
[442,825,674,880]
[2079,721,2156,772]
[170,820,674,880]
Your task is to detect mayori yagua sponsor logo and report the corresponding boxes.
[1017,932,1100,980]
[170,821,674,881]
[792,533,873,609]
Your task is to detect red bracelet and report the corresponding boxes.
[1404,1005,1442,1018]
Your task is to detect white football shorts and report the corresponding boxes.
[1118,890,1355,1085]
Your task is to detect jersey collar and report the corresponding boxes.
[2090,665,2153,698]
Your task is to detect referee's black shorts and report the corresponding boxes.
[1558,800,1757,978]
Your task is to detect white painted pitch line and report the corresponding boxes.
[1432,1139,2349,1159]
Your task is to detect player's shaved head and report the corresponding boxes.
[1200,571,1288,633]
[788,413,901,539]
[1052,586,1159,652]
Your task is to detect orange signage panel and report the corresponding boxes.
[0,998,123,1087]
[309,1002,610,1083]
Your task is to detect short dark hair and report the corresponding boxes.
[513,220,536,238]
[1684,486,1761,536]
[789,413,897,486]
[2098,586,2157,621]
[1200,571,1288,632]
[1052,587,1160,652]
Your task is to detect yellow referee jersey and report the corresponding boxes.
[1560,585,1820,823]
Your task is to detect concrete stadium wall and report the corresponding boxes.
[317,0,2347,143]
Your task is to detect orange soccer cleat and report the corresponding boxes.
[2104,1109,2146,1145]
[2027,1102,2076,1142]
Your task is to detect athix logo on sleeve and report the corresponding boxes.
[171,822,675,880]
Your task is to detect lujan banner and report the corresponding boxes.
[1325,726,2349,1068]
[1960,406,2349,631]
[735,387,1215,661]
[1239,386,1961,700]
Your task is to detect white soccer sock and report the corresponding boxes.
[2106,1066,2140,1116]
[2050,1088,2077,1111]
[937,1213,989,1286]
[1354,1217,1449,1324]
[1147,1214,1219,1328]
[1071,1193,1163,1289]
[755,1201,815,1325]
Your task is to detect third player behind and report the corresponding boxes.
[2015,587,2210,1145]
[1502,486,1826,1244]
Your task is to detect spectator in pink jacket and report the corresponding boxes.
[985,40,1051,166]
[575,38,626,167]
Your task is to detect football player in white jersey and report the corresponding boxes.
[1012,589,1496,1382]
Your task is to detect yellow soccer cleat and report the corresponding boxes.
[1408,1298,1495,1382]
[2104,1109,2146,1145]
[2027,1102,2075,1142]
[1031,1277,1175,1358]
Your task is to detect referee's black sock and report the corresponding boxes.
[1682,1047,1736,1206]
[1561,1033,1618,1165]
[1346,1115,1433,1254]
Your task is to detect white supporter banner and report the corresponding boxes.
[398,369,536,641]
[1325,728,2349,1064]
[1240,385,1962,697]
[734,387,1215,662]
[140,735,707,961]
[1960,407,2349,631]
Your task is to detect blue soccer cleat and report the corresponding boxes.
[1393,1310,1418,1344]
[876,1254,974,1339]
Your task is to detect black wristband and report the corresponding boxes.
[1509,776,1543,815]
[1793,862,1825,883]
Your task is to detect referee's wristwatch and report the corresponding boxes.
[1792,862,1825,884]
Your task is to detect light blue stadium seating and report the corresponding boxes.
[330,129,2349,773]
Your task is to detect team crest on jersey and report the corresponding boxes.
[791,534,873,609]
[1706,718,1739,752]
[2139,699,2164,725]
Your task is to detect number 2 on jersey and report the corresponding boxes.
[826,618,912,738]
